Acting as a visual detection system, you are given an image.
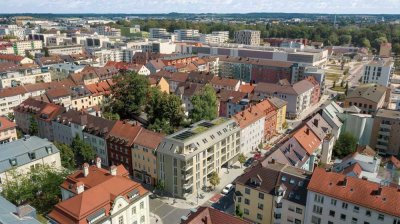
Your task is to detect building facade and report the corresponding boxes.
[234,30,261,46]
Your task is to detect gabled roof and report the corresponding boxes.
[134,129,165,150]
[305,113,332,141]
[14,98,65,122]
[210,76,240,88]
[107,121,143,146]
[217,89,248,104]
[182,206,251,224]
[0,116,16,131]
[238,84,255,94]
[232,106,265,129]
[309,168,400,217]
[345,84,388,103]
[293,125,321,155]
[85,81,111,96]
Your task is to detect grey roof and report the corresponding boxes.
[255,79,314,96]
[346,84,388,103]
[0,136,59,173]
[375,109,400,120]
[306,113,333,141]
[0,195,41,224]
[343,105,362,114]
[267,96,288,109]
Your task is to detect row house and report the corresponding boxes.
[0,63,52,88]
[48,163,150,224]
[255,79,316,119]
[151,70,188,93]
[255,99,278,141]
[52,109,116,166]
[217,90,249,117]
[210,76,241,91]
[267,97,288,132]
[0,54,34,65]
[14,98,65,141]
[0,116,17,144]
[305,168,400,224]
[234,161,311,224]
[232,105,265,155]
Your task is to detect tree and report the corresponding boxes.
[6,113,14,121]
[71,135,96,164]
[189,84,218,123]
[54,142,76,170]
[333,132,358,158]
[28,116,38,136]
[238,153,246,168]
[110,72,149,119]
[1,165,69,214]
[393,43,400,56]
[235,205,243,217]
[339,34,352,45]
[146,87,185,133]
[328,33,339,45]
[209,171,220,190]
[360,38,371,48]
[103,111,120,121]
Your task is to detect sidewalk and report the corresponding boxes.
[155,161,245,209]
[150,212,163,224]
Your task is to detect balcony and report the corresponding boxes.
[377,138,389,143]
[183,179,193,189]
[380,124,392,129]
[376,144,388,150]
[378,131,390,136]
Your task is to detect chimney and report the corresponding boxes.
[305,128,310,135]
[376,187,383,195]
[110,165,117,176]
[83,163,89,177]
[341,177,347,186]
[95,157,101,168]
[76,182,84,194]
[362,176,368,181]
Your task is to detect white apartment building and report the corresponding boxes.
[149,28,174,40]
[200,31,229,44]
[232,106,265,155]
[0,136,62,185]
[12,40,43,56]
[0,66,51,88]
[49,163,150,224]
[305,168,400,224]
[157,118,241,199]
[174,29,200,41]
[91,49,123,66]
[362,58,395,87]
[46,45,84,55]
[94,26,122,36]
[234,30,261,46]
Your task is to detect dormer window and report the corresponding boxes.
[9,158,17,166]
[281,176,287,182]
[28,152,36,160]
[46,146,53,154]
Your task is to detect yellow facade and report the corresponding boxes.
[276,104,287,132]
[132,145,157,185]
[235,183,273,224]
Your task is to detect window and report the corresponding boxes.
[132,206,136,214]
[257,213,263,220]
[296,208,302,214]
[140,201,144,209]
[366,210,371,216]
[342,202,348,209]
[258,203,263,210]
[314,194,324,204]
[244,208,249,215]
[328,222,334,224]
[258,192,264,199]
[295,219,301,224]
[352,217,358,224]
[331,199,337,206]
[378,214,384,221]
[118,216,124,224]
[329,210,335,217]
[140,215,145,224]
[237,197,241,203]
[340,214,346,221]
[288,206,295,212]
[311,216,321,224]
[244,198,250,205]
[313,205,323,215]
[353,206,359,213]
[245,188,250,194]
[274,213,281,219]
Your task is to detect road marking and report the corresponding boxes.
[151,202,165,212]
[161,207,177,219]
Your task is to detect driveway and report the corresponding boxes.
[149,197,190,224]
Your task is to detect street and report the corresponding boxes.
[149,197,190,224]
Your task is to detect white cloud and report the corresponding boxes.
[0,0,399,14]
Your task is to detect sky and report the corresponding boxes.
[1,0,400,14]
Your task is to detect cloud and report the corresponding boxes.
[0,0,399,14]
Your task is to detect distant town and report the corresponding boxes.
[0,12,400,224]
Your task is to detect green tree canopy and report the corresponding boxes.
[238,153,246,168]
[1,165,69,214]
[333,132,358,158]
[71,135,96,164]
[209,171,220,190]
[189,84,218,123]
[360,38,371,48]
[54,142,76,170]
[110,72,149,119]
[339,34,352,45]
[28,116,38,136]
[146,87,185,134]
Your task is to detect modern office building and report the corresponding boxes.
[157,118,241,199]
[234,30,261,46]
[370,109,400,156]
[362,58,394,87]
[174,29,200,41]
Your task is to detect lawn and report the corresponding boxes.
[330,86,346,92]
[325,73,341,82]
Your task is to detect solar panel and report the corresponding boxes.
[198,122,214,128]
[173,131,196,140]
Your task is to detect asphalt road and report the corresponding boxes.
[210,191,235,215]
[149,198,190,224]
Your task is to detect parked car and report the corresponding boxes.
[244,157,254,167]
[222,183,234,195]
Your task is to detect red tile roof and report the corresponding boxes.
[49,165,147,224]
[309,168,400,217]
[134,129,165,149]
[0,116,16,131]
[182,206,251,224]
[239,84,255,93]
[0,54,25,62]
[232,105,264,129]
[293,126,321,155]
[85,81,111,96]
[342,162,363,177]
[107,121,143,146]
[210,76,240,88]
